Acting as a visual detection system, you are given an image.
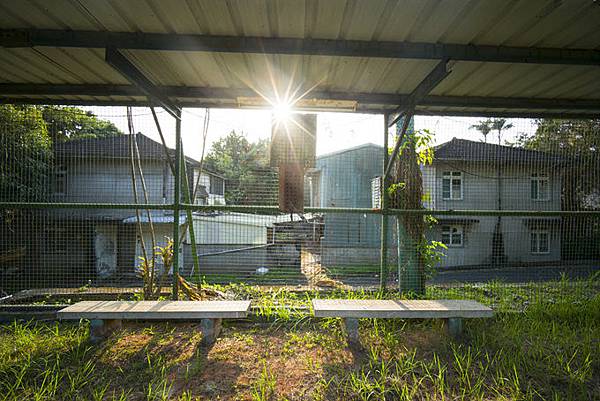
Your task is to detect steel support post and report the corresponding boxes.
[172,109,182,300]
[380,114,390,290]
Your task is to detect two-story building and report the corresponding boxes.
[44,133,226,281]
[424,138,562,267]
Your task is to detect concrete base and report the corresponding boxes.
[89,319,122,343]
[444,317,463,339]
[200,318,222,345]
[344,318,360,345]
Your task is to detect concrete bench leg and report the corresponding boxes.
[344,318,360,345]
[200,318,222,345]
[90,319,122,343]
[444,317,463,339]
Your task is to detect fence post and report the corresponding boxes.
[172,108,182,300]
[380,113,390,290]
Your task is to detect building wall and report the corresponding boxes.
[316,145,385,266]
[424,161,562,267]
[425,161,562,211]
[51,159,225,219]
[188,216,266,245]
[316,144,383,209]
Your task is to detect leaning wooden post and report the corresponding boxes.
[380,113,390,290]
[172,108,182,300]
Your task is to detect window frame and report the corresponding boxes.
[441,224,464,247]
[209,175,225,196]
[442,171,463,201]
[530,173,550,202]
[530,229,550,255]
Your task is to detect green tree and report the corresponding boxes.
[206,131,277,205]
[41,106,121,142]
[0,105,53,288]
[0,105,52,202]
[490,118,513,145]
[470,120,492,143]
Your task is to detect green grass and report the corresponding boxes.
[0,280,598,400]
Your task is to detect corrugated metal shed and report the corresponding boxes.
[0,0,599,116]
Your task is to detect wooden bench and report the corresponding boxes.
[57,300,251,344]
[312,299,493,343]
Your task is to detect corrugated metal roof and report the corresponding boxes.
[0,0,599,115]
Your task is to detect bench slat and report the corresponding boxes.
[312,299,492,319]
[58,300,251,320]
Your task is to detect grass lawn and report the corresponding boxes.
[0,280,598,400]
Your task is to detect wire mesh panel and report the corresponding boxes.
[1,105,599,303]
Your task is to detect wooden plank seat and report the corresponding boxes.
[312,299,493,343]
[58,300,251,344]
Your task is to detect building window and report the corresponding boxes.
[442,171,463,200]
[531,173,549,201]
[53,165,67,195]
[210,176,224,196]
[441,225,463,247]
[531,230,550,254]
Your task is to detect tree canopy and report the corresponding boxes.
[41,106,122,142]
[205,130,277,205]
[470,118,513,144]
[0,105,52,202]
[1,105,123,202]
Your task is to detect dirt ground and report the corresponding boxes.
[97,321,364,400]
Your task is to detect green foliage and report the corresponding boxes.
[0,104,52,202]
[471,118,513,144]
[389,124,437,293]
[206,130,277,205]
[251,362,277,401]
[138,239,173,300]
[470,120,492,142]
[419,240,447,279]
[41,106,122,142]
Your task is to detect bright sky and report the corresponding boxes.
[87,106,538,162]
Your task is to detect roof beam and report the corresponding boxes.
[2,96,598,118]
[417,110,600,120]
[389,59,452,126]
[2,29,600,66]
[104,47,180,119]
[1,83,600,112]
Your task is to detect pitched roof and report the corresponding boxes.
[54,133,222,176]
[317,143,383,160]
[434,138,562,164]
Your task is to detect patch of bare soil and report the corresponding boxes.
[174,323,355,400]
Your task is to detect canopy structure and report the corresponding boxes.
[0,0,599,119]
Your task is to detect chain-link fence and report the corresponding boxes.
[1,105,599,303]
